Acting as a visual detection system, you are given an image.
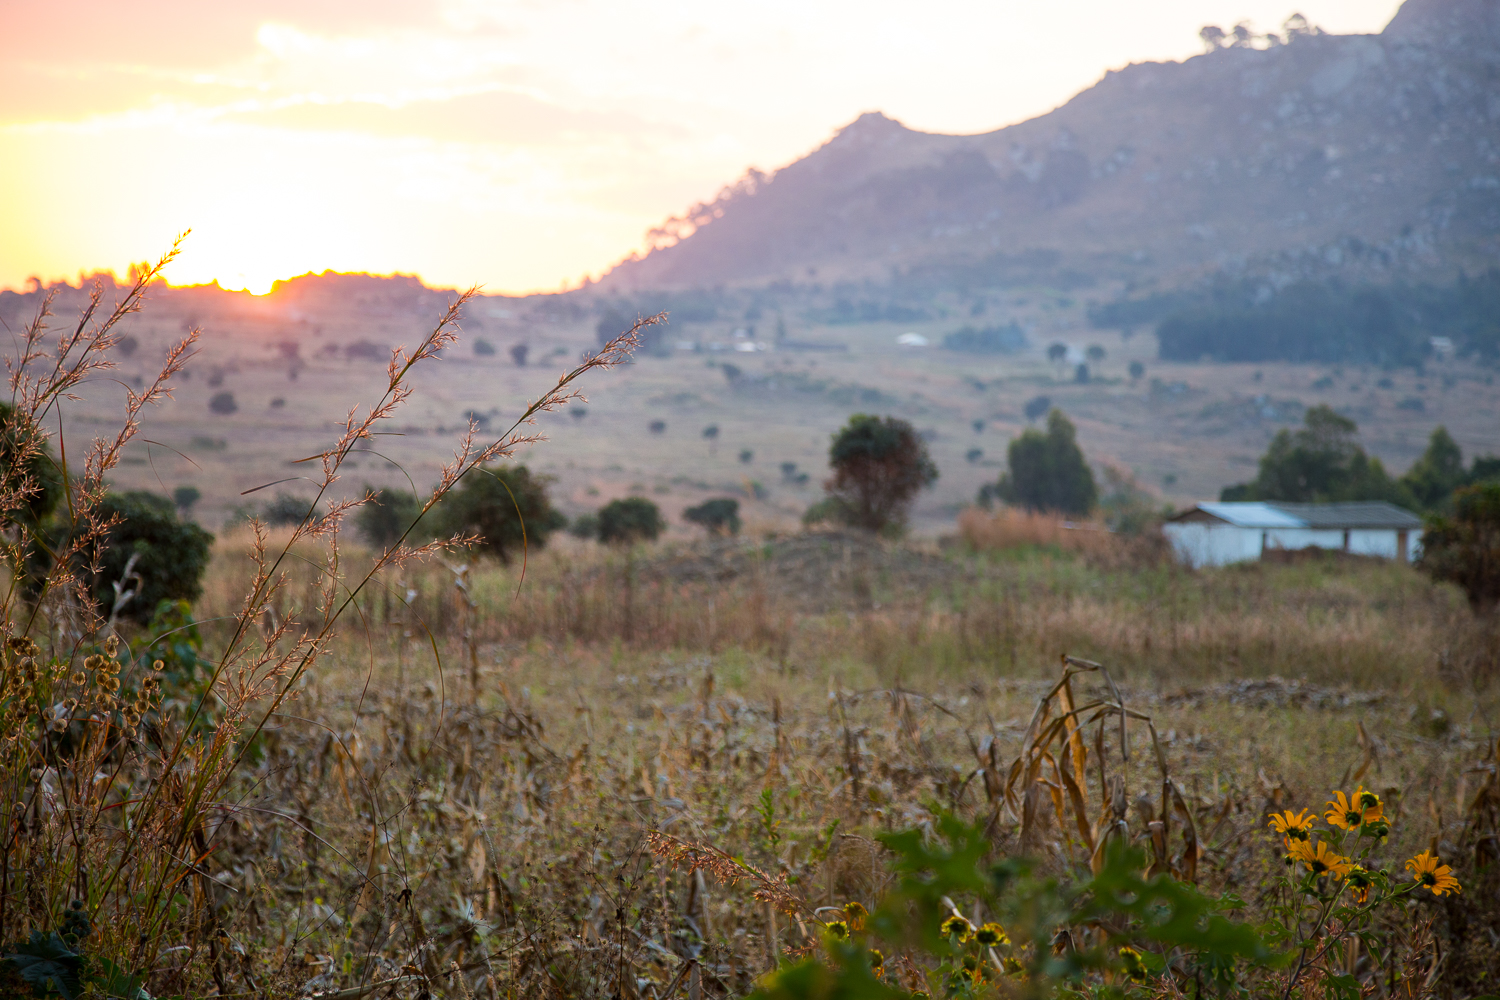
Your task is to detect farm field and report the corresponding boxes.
[172,529,1500,996]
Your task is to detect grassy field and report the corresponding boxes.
[56,277,1500,536]
[173,527,1500,997]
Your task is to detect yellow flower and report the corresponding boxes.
[867,948,883,969]
[842,901,867,931]
[1002,955,1025,976]
[824,919,849,940]
[1289,839,1353,879]
[1326,788,1382,831]
[1119,945,1149,983]
[974,922,1009,948]
[940,915,973,942]
[1346,865,1374,904]
[1268,809,1316,842]
[1406,851,1461,896]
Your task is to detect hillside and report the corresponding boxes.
[602,0,1500,293]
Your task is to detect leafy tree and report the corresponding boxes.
[262,492,322,527]
[738,448,754,464]
[91,491,213,625]
[965,447,983,463]
[1221,406,1411,504]
[992,409,1097,516]
[171,486,201,516]
[568,512,599,540]
[1086,344,1106,364]
[1046,342,1067,364]
[822,414,938,534]
[508,343,528,367]
[683,498,741,537]
[648,420,666,435]
[473,338,496,356]
[1023,395,1052,422]
[355,487,425,549]
[941,323,1027,353]
[1419,483,1500,613]
[1129,360,1145,381]
[208,391,237,415]
[1400,426,1467,510]
[596,497,665,545]
[434,465,566,563]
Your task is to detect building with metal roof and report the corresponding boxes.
[1163,501,1423,568]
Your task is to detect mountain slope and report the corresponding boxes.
[603,0,1500,292]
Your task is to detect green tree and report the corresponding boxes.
[171,485,201,517]
[596,497,665,545]
[433,465,566,563]
[1221,405,1411,504]
[1419,483,1500,613]
[91,491,214,625]
[354,487,425,549]
[0,401,63,527]
[993,409,1097,516]
[1400,426,1467,510]
[683,498,741,537]
[822,414,938,534]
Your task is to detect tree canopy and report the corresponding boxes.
[683,498,741,537]
[434,465,565,563]
[597,497,665,545]
[1419,483,1500,613]
[1221,406,1408,504]
[822,414,938,534]
[992,409,1097,517]
[92,491,214,625]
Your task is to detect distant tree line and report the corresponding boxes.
[1089,270,1500,366]
[1221,405,1500,511]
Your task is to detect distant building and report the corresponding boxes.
[1163,501,1424,568]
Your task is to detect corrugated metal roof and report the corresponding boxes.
[1192,502,1306,528]
[1268,502,1423,529]
[1173,501,1422,529]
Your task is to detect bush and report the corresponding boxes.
[568,512,600,540]
[91,491,213,625]
[208,391,237,414]
[822,414,938,534]
[433,465,566,563]
[171,485,201,516]
[509,343,528,367]
[992,409,1097,516]
[1420,482,1500,613]
[474,338,496,356]
[1023,395,1051,422]
[262,492,322,527]
[596,497,665,545]
[684,498,741,537]
[0,401,62,527]
[354,487,425,549]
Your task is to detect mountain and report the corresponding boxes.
[601,0,1500,294]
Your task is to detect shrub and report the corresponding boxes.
[509,343,528,366]
[434,465,566,563]
[1420,482,1500,612]
[1129,359,1145,380]
[822,413,938,534]
[649,420,666,434]
[1221,405,1410,504]
[739,448,754,464]
[91,491,213,625]
[684,498,741,537]
[354,487,425,549]
[941,322,1027,353]
[474,337,496,356]
[0,401,62,526]
[208,391,237,414]
[568,512,600,539]
[1023,395,1051,422]
[597,497,665,545]
[261,491,322,527]
[992,409,1097,516]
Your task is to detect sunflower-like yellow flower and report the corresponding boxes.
[1118,946,1149,984]
[1268,809,1316,842]
[842,901,867,930]
[824,919,849,940]
[1406,851,1461,896]
[940,914,974,942]
[1346,865,1374,904]
[1326,788,1383,831]
[867,948,883,969]
[1289,839,1353,879]
[942,917,978,941]
[974,922,1008,948]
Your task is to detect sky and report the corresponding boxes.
[0,0,1404,295]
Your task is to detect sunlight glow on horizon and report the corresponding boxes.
[1,0,1404,295]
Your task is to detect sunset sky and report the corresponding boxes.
[1,0,1402,295]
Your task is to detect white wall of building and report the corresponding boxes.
[1163,522,1419,568]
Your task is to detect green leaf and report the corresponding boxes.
[4,931,84,999]
[89,956,152,999]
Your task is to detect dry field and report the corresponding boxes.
[52,277,1500,536]
[165,525,1500,997]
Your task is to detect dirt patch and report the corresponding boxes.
[1157,676,1385,710]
